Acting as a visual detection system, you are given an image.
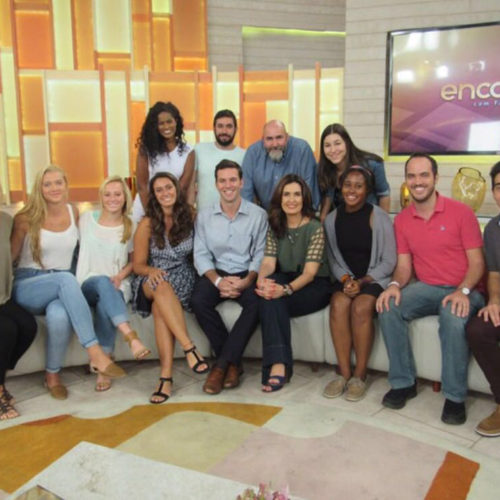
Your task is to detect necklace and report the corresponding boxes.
[286,216,304,245]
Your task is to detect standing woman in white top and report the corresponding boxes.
[77,176,150,391]
[11,165,126,399]
[132,101,195,221]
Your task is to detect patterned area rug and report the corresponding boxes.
[0,402,481,499]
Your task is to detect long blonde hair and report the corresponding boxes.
[17,165,68,267]
[98,175,133,243]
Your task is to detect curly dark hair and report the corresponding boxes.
[136,101,186,164]
[268,174,316,239]
[146,172,193,248]
[318,123,382,196]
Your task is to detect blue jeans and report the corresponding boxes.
[81,276,129,354]
[13,269,101,372]
[378,281,484,402]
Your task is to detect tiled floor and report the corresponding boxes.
[2,358,500,499]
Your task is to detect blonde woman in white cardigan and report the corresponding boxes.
[77,176,150,391]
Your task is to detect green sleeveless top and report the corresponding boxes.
[264,218,329,277]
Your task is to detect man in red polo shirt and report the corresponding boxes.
[376,153,484,425]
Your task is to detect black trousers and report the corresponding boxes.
[259,273,333,383]
[0,299,37,385]
[466,315,500,403]
[190,271,260,368]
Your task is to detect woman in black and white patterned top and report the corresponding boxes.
[132,172,208,404]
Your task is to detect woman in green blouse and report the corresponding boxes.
[256,174,332,392]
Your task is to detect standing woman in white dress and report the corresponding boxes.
[132,101,195,221]
[76,176,150,391]
[11,165,126,399]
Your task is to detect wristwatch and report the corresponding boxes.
[283,284,294,296]
[460,287,470,296]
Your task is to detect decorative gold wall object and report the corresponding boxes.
[399,181,411,208]
[451,167,486,212]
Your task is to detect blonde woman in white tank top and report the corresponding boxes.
[11,166,126,399]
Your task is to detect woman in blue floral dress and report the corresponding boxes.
[132,172,208,404]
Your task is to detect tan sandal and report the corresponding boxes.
[95,373,112,392]
[124,330,151,360]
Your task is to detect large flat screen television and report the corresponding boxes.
[386,22,500,155]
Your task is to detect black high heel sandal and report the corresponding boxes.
[150,377,173,404]
[183,345,209,374]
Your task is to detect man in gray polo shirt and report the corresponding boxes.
[191,159,268,394]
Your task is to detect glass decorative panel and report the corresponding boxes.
[95,0,131,53]
[215,80,239,116]
[52,0,74,69]
[265,101,289,130]
[104,76,130,178]
[292,79,315,149]
[46,75,101,123]
[23,135,49,188]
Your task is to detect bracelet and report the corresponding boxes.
[387,280,401,288]
[340,274,351,284]
[214,276,222,288]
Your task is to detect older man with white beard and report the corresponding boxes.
[241,120,319,210]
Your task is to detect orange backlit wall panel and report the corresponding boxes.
[130,101,146,173]
[15,10,54,69]
[96,54,132,71]
[50,130,104,188]
[152,17,172,72]
[0,0,12,46]
[19,74,45,134]
[172,0,206,71]
[72,0,94,70]
[132,0,152,69]
[149,80,196,124]
[243,102,266,148]
[198,79,213,130]
[132,17,152,70]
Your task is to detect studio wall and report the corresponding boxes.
[343,0,500,215]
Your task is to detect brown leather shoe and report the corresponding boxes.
[223,363,241,389]
[203,366,226,395]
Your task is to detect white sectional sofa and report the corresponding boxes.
[8,302,492,396]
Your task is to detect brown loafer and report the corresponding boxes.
[203,366,226,395]
[44,382,68,400]
[223,363,241,389]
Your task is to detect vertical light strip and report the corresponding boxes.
[98,66,108,178]
[315,62,321,154]
[0,97,10,203]
[288,63,293,134]
[194,70,200,142]
[52,0,75,69]
[104,72,130,178]
[41,69,51,164]
[143,65,149,109]
[211,64,217,115]
[0,49,20,157]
